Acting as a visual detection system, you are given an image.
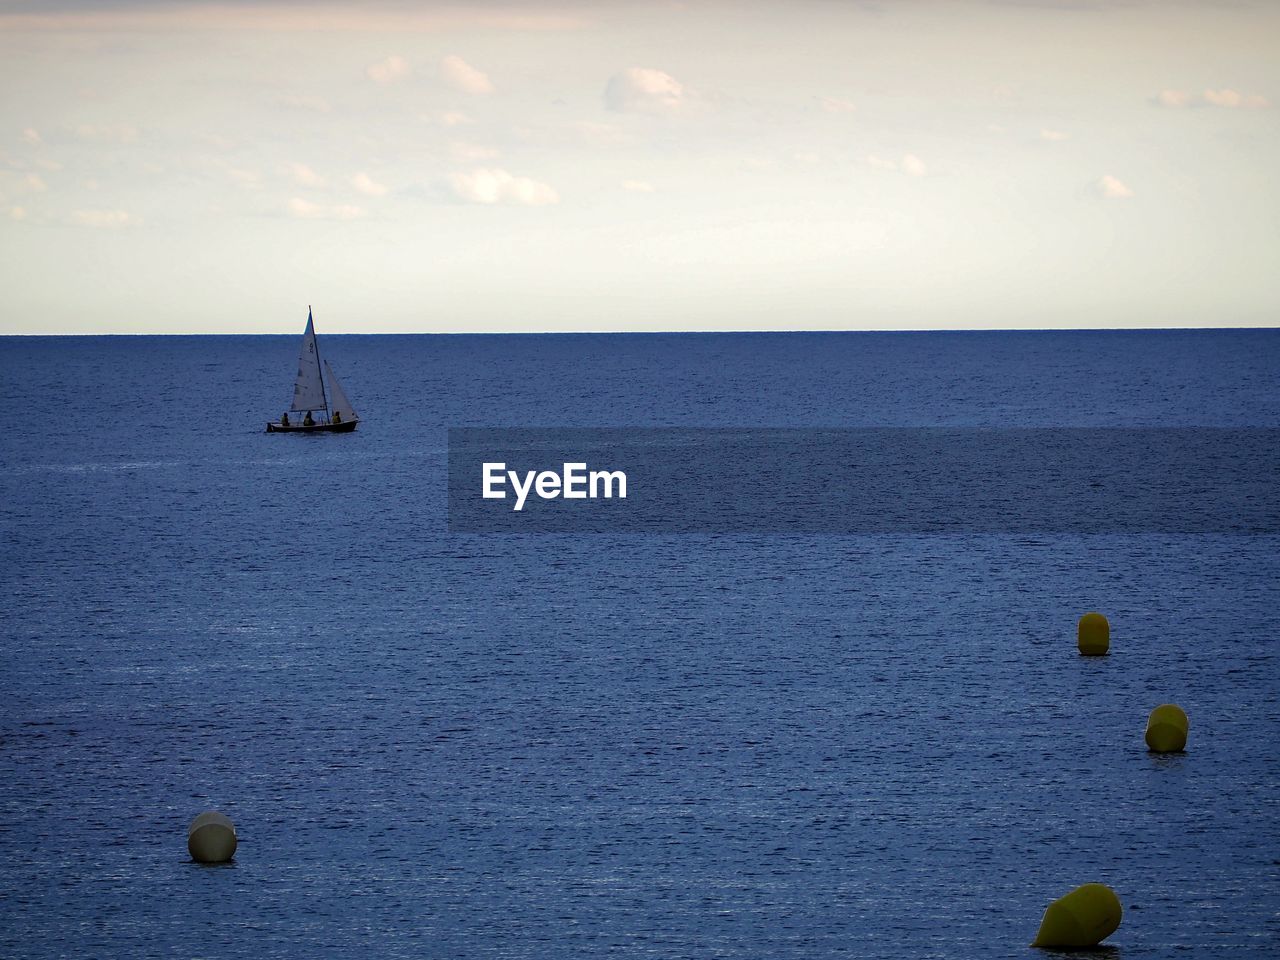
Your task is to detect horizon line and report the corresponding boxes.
[2,325,1278,338]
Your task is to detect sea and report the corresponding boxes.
[1,330,1277,959]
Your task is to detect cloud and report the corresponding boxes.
[1097,174,1132,199]
[571,121,633,147]
[70,208,133,227]
[1202,88,1244,107]
[449,140,499,162]
[1155,88,1269,109]
[287,162,326,188]
[621,179,655,193]
[818,96,856,114]
[901,153,927,177]
[21,127,42,146]
[441,55,493,95]
[868,153,926,177]
[1039,128,1069,141]
[366,54,409,85]
[449,167,558,206]
[279,93,331,113]
[225,166,262,188]
[287,197,365,220]
[0,7,587,33]
[198,132,236,152]
[10,205,26,221]
[351,172,388,196]
[24,173,48,192]
[73,123,139,143]
[420,110,476,127]
[605,67,686,114]
[1202,88,1268,108]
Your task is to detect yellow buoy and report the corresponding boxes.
[1032,882,1122,948]
[1145,703,1189,753]
[188,811,237,863]
[1077,612,1110,656]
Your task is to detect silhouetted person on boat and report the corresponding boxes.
[303,411,314,427]
[280,412,290,427]
[332,410,342,424]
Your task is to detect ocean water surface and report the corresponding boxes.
[1,330,1278,959]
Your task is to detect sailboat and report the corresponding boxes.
[266,307,359,433]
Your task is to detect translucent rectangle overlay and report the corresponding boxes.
[447,428,1280,533]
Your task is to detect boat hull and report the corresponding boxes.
[266,419,358,433]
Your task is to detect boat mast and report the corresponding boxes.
[310,304,331,422]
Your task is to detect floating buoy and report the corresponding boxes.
[1077,612,1110,656]
[188,811,237,863]
[1145,703,1189,753]
[1032,882,1122,948]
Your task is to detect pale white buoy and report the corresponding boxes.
[188,811,237,863]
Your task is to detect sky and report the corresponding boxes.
[0,0,1277,334]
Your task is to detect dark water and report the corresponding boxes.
[1,331,1278,959]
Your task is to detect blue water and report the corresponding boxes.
[1,331,1278,959]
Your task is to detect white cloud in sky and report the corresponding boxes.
[287,162,326,188]
[449,140,499,162]
[0,6,589,32]
[868,154,926,176]
[1202,88,1268,108]
[351,172,388,197]
[901,153,927,177]
[566,121,634,148]
[198,132,236,152]
[225,166,262,188]
[279,93,331,113]
[287,197,364,220]
[21,127,42,146]
[10,206,27,221]
[1156,89,1190,108]
[73,123,139,143]
[366,54,409,85]
[1098,174,1133,199]
[1156,88,1269,109]
[605,67,685,114]
[1040,128,1069,141]
[449,167,558,206]
[71,208,133,227]
[419,111,476,127]
[24,173,48,192]
[1202,88,1244,107]
[441,55,494,95]
[819,96,856,114]
[621,179,655,193]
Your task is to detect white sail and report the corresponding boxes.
[325,360,358,422]
[290,312,327,412]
